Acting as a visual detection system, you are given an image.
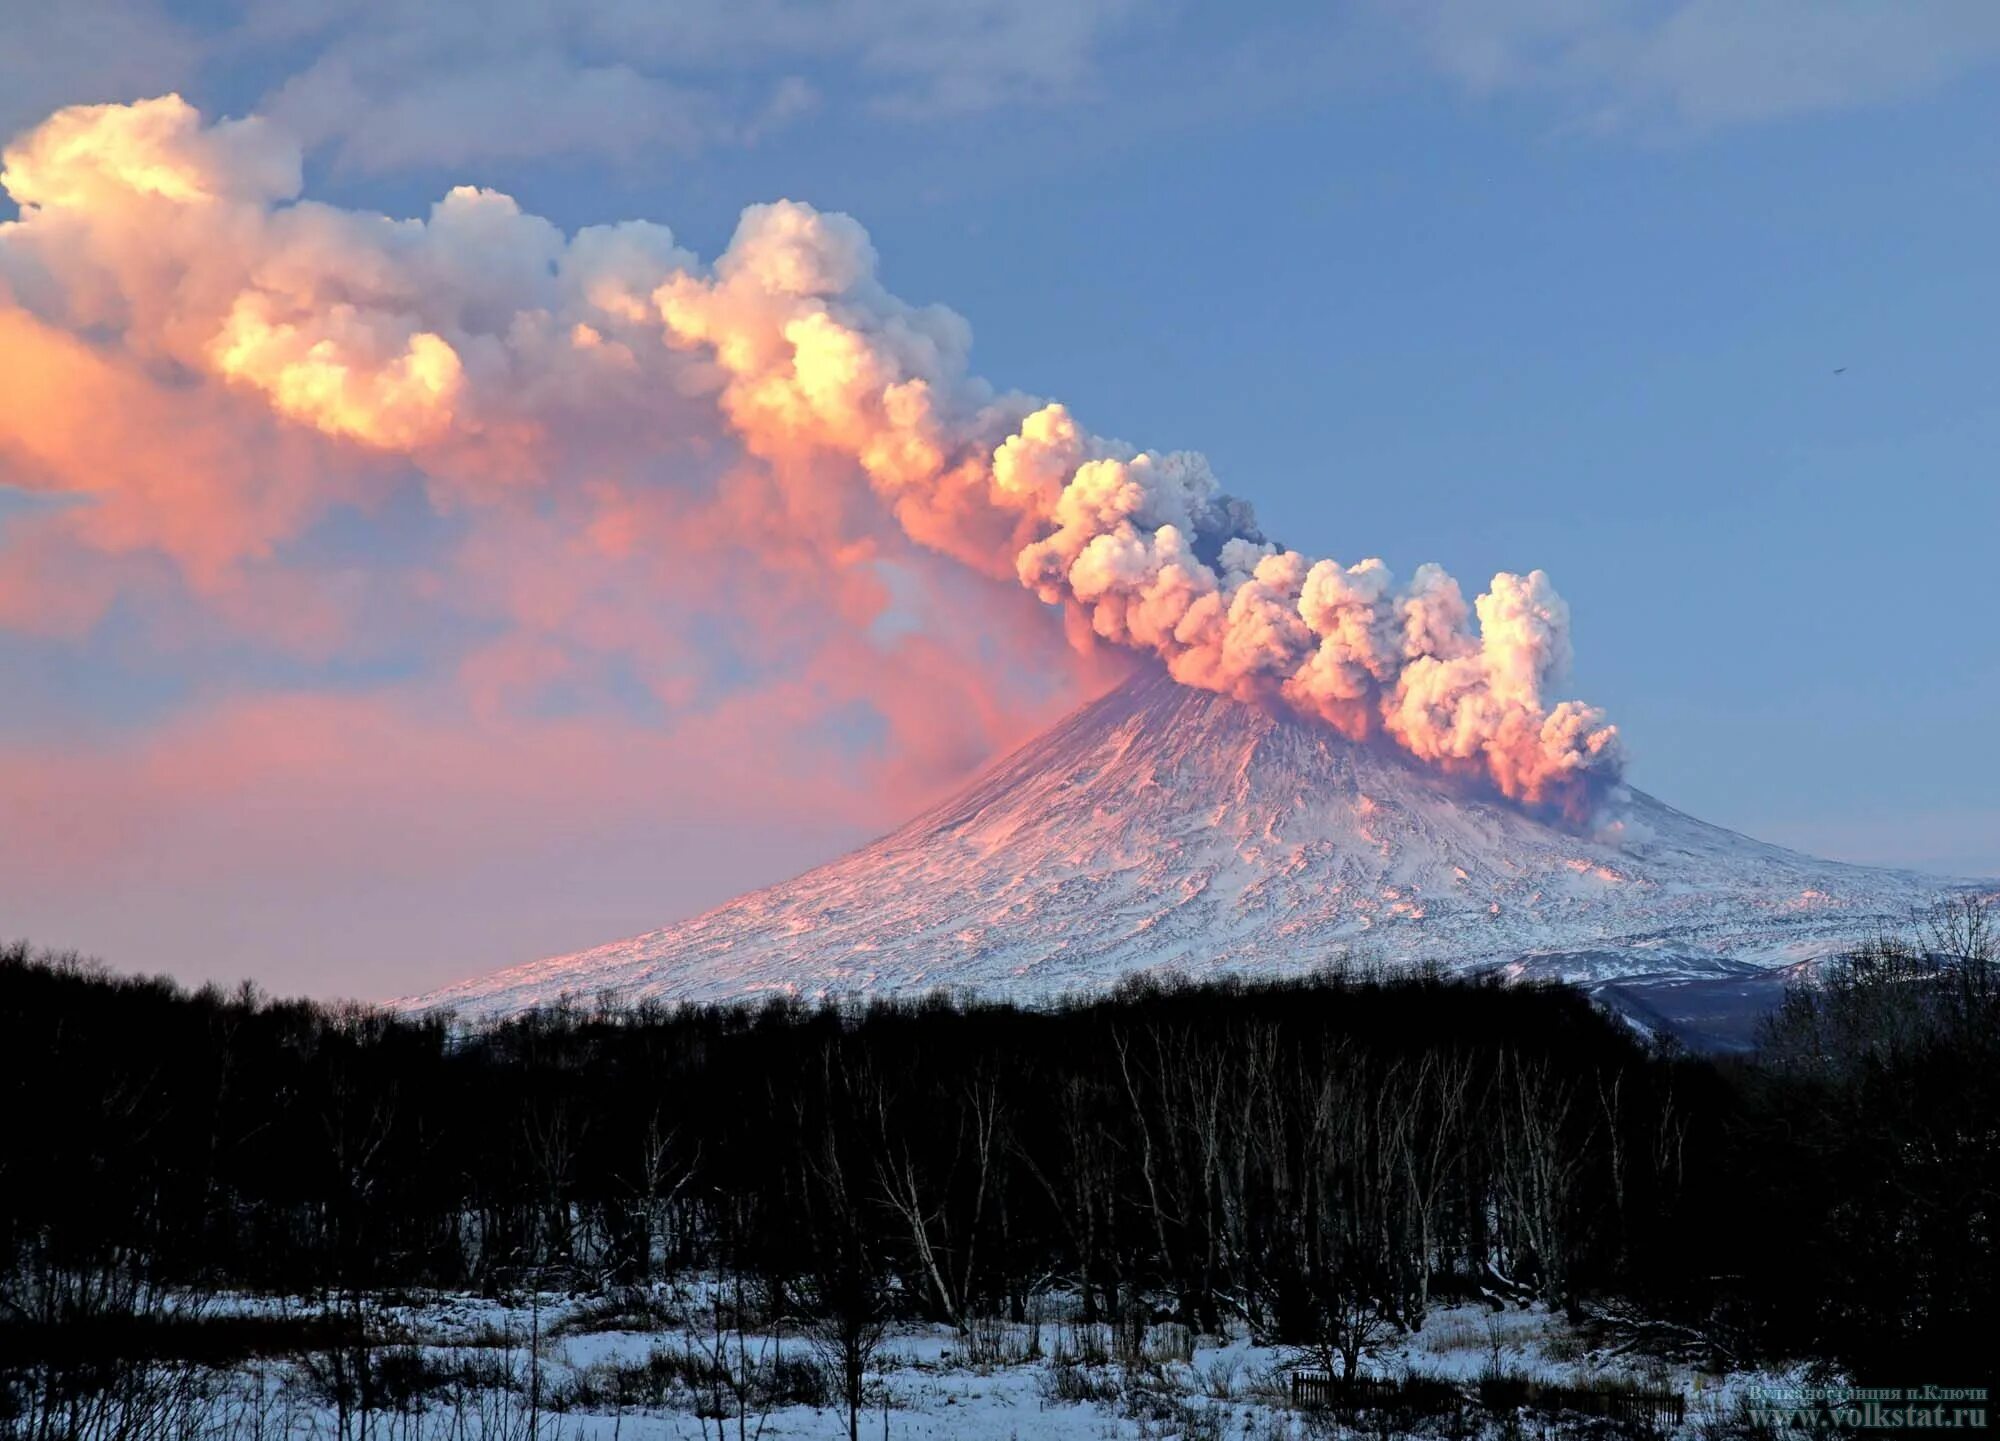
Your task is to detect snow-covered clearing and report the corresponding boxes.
[60,1287,1817,1440]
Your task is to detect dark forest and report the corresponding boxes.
[2,918,1995,1436]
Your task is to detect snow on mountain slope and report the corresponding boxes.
[402,669,1978,1019]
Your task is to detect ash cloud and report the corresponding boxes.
[0,94,1623,817]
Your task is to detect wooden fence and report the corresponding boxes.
[1478,1375,1688,1426]
[1291,1370,1686,1427]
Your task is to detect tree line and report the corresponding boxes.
[2,913,1993,1399]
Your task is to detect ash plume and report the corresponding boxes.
[0,94,1622,815]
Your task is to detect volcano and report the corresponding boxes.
[403,669,1977,1040]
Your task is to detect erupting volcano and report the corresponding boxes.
[404,667,1971,1038]
[7,95,1982,1041]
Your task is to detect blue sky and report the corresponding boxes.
[1,1,1995,994]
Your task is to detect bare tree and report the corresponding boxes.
[1015,1074,1118,1323]
[1492,1050,1589,1308]
[1920,893,1995,966]
[682,1259,778,1441]
[623,1110,699,1283]
[797,1047,890,1441]
[1301,1275,1395,1384]
[872,1070,1003,1332]
[1397,1050,1473,1330]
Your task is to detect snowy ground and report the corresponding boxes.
[56,1286,1824,1439]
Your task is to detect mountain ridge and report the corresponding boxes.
[402,669,1979,1021]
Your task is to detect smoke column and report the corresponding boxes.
[0,95,1622,816]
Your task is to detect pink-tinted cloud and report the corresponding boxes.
[0,305,378,588]
[0,93,1623,992]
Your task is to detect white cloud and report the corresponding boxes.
[6,0,1996,185]
[60,0,1139,173]
[0,0,201,143]
[264,52,719,170]
[1394,0,2000,133]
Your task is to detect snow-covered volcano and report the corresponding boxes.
[404,669,1975,1022]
